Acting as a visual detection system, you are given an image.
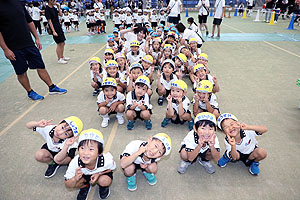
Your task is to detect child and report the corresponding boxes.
[217,113,268,175]
[97,77,125,127]
[136,9,143,26]
[72,11,80,31]
[113,10,121,28]
[141,55,155,83]
[62,10,71,32]
[120,133,172,191]
[94,8,101,34]
[127,62,144,93]
[26,116,83,178]
[192,64,219,93]
[193,80,220,118]
[177,112,220,174]
[100,9,106,33]
[161,80,194,130]
[188,38,201,58]
[86,10,96,35]
[126,75,153,130]
[142,10,150,26]
[126,40,146,65]
[90,57,104,96]
[159,9,167,26]
[150,9,159,31]
[125,10,133,28]
[173,53,187,79]
[147,37,162,67]
[115,52,127,77]
[103,60,126,93]
[106,36,118,53]
[160,44,173,64]
[64,128,116,199]
[103,48,115,67]
[120,9,126,25]
[197,53,209,72]
[41,11,48,34]
[157,59,178,106]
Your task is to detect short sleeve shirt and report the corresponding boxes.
[169,96,191,113]
[193,74,215,89]
[97,91,125,106]
[45,6,64,34]
[193,93,219,110]
[214,0,225,19]
[160,73,178,90]
[126,91,152,111]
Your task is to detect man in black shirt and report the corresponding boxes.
[0,0,67,100]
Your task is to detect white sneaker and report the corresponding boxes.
[177,160,191,174]
[101,117,110,128]
[58,58,68,64]
[116,115,124,125]
[63,56,70,61]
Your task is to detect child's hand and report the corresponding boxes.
[157,70,161,79]
[240,123,249,130]
[198,136,205,147]
[203,93,209,103]
[213,74,217,83]
[37,119,54,127]
[137,101,144,109]
[194,94,200,102]
[74,167,83,181]
[175,70,183,79]
[140,163,148,169]
[91,81,98,88]
[105,97,112,104]
[124,47,128,55]
[193,75,200,83]
[146,35,151,41]
[132,100,138,108]
[90,173,100,185]
[137,145,146,155]
[65,136,78,147]
[226,134,236,146]
[108,102,117,112]
[167,95,172,103]
[129,73,133,80]
[150,66,154,73]
[115,78,120,83]
[208,134,216,147]
[99,73,103,79]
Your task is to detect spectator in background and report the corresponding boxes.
[167,0,183,26]
[32,2,42,35]
[265,0,276,23]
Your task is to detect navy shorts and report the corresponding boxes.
[53,33,66,44]
[213,18,222,25]
[10,46,45,75]
[198,15,208,23]
[168,16,179,24]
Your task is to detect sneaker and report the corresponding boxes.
[126,175,137,191]
[161,117,170,127]
[145,120,152,130]
[28,90,44,100]
[93,89,100,96]
[218,153,231,168]
[98,186,110,199]
[127,120,135,130]
[177,160,191,174]
[208,35,214,38]
[188,120,194,131]
[216,35,220,39]
[249,161,260,176]
[199,159,216,174]
[101,117,110,128]
[157,96,164,106]
[206,31,209,36]
[77,184,91,200]
[49,85,67,95]
[116,115,125,125]
[58,58,68,64]
[63,56,70,61]
[143,172,157,186]
[44,162,60,178]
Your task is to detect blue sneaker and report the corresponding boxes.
[218,153,231,168]
[127,120,135,130]
[143,172,157,186]
[49,85,67,95]
[188,120,194,131]
[249,161,260,176]
[161,117,170,127]
[126,175,137,191]
[28,90,44,100]
[145,120,152,130]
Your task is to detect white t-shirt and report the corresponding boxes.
[94,12,101,21]
[159,14,167,22]
[120,14,126,22]
[32,7,41,21]
[100,13,105,21]
[224,130,259,157]
[150,14,158,22]
[113,15,121,24]
[182,29,202,45]
[97,91,125,106]
[126,15,133,24]
[169,96,191,114]
[90,69,104,83]
[160,72,178,90]
[193,74,215,89]
[121,140,161,164]
[168,0,182,17]
[189,23,200,33]
[247,0,254,6]
[41,16,48,23]
[193,93,219,110]
[35,126,78,153]
[126,91,152,111]
[126,50,146,65]
[64,153,116,179]
[142,14,149,23]
[72,14,79,22]
[62,15,71,23]
[86,15,96,23]
[214,0,225,19]
[93,2,104,10]
[136,15,143,23]
[197,0,210,16]
[102,71,126,84]
[181,130,220,153]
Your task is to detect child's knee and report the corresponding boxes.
[116,104,125,112]
[141,110,150,119]
[99,107,108,115]
[97,175,112,187]
[146,163,158,174]
[257,148,267,159]
[123,164,135,176]
[126,110,135,119]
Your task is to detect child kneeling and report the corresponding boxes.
[217,113,268,176]
[178,112,220,174]
[64,129,116,199]
[120,133,172,191]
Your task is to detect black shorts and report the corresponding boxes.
[237,147,257,166]
[133,163,146,173]
[73,21,79,25]
[82,171,113,184]
[170,110,191,124]
[115,24,121,29]
[64,22,71,26]
[160,21,165,26]
[198,15,208,23]
[213,18,222,25]
[53,32,66,44]
[41,143,76,159]
[100,20,106,26]
[168,16,179,24]
[96,20,101,26]
[247,6,253,9]
[132,109,152,120]
[10,46,45,75]
[155,88,171,97]
[126,23,132,28]
[179,144,220,163]
[151,22,158,27]
[87,23,96,28]
[43,22,48,27]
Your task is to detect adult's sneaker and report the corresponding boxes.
[49,85,67,95]
[28,90,44,100]
[157,96,164,106]
[177,160,191,174]
[98,186,110,199]
[63,56,70,61]
[143,172,157,185]
[58,58,68,64]
[161,117,170,127]
[92,89,100,96]
[77,184,91,200]
[249,161,260,176]
[127,120,135,130]
[218,153,231,168]
[145,120,152,130]
[44,162,60,178]
[199,159,216,174]
[126,174,137,191]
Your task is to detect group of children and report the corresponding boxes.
[25,7,269,200]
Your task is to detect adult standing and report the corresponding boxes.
[196,0,210,36]
[176,23,203,48]
[167,0,183,25]
[45,0,70,64]
[94,0,104,10]
[0,0,67,100]
[209,0,225,38]
[265,0,276,23]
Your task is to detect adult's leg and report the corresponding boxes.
[56,42,65,59]
[17,72,32,92]
[37,69,53,87]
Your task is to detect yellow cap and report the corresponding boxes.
[171,80,187,91]
[104,48,114,55]
[217,113,238,130]
[194,112,217,125]
[102,77,117,88]
[153,133,172,156]
[142,55,154,64]
[129,62,143,72]
[177,53,187,63]
[64,116,83,137]
[164,44,172,50]
[196,80,213,93]
[89,57,101,65]
[78,128,104,144]
[189,38,197,44]
[130,40,140,47]
[193,64,206,73]
[198,53,208,61]
[105,60,118,68]
[135,75,151,88]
